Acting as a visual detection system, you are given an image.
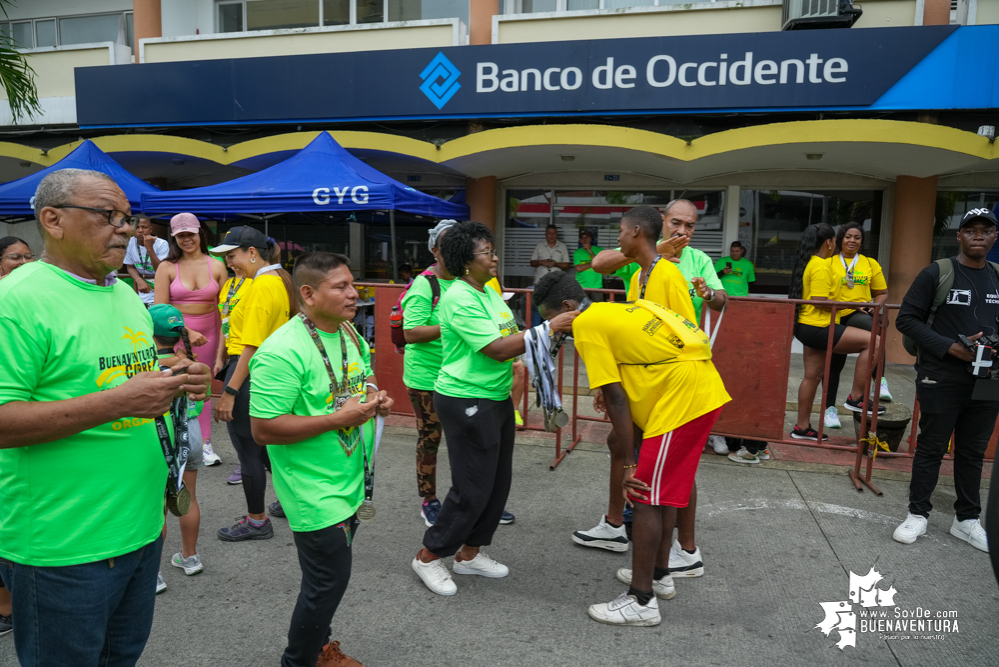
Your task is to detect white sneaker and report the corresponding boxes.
[727,446,761,464]
[893,513,928,544]
[202,442,221,466]
[411,556,457,596]
[756,448,771,461]
[572,515,629,552]
[615,568,676,600]
[879,377,893,403]
[588,593,661,627]
[668,540,704,577]
[452,552,509,578]
[950,517,989,553]
[171,552,204,575]
[708,435,729,455]
[155,572,167,595]
[824,406,842,429]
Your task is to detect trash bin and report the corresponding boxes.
[853,402,913,453]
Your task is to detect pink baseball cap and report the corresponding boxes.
[170,213,201,236]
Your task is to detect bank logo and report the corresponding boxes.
[420,52,461,109]
[815,566,958,650]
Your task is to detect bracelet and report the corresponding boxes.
[366,382,379,392]
[223,385,238,396]
[623,464,637,470]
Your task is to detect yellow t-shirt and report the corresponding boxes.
[829,254,887,318]
[626,259,697,324]
[574,300,730,438]
[218,276,253,354]
[798,255,838,327]
[486,277,502,295]
[234,274,291,352]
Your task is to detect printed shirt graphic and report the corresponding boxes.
[0,262,167,566]
[123,236,169,304]
[830,254,886,318]
[435,280,520,401]
[573,245,605,289]
[574,300,730,438]
[402,273,455,391]
[626,258,697,324]
[713,256,756,297]
[249,318,373,532]
[798,255,839,327]
[218,276,253,347]
[235,274,290,350]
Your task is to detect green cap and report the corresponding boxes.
[149,304,185,337]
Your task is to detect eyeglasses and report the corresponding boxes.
[52,205,139,229]
[473,250,498,259]
[2,253,33,261]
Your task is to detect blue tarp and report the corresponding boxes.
[140,132,469,219]
[0,140,160,217]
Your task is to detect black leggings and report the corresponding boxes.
[424,393,515,558]
[824,311,882,406]
[225,356,270,515]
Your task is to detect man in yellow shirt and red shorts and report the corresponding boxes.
[539,270,730,626]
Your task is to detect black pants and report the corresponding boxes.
[225,356,271,515]
[281,517,359,667]
[911,377,999,520]
[824,311,881,405]
[424,394,515,557]
[726,437,768,455]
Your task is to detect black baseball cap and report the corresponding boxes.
[959,207,998,229]
[211,226,270,254]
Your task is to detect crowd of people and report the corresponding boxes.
[0,167,995,667]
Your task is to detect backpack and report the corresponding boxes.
[390,268,441,353]
[901,258,999,357]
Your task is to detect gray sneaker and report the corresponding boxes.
[0,612,11,637]
[218,516,274,542]
[155,572,167,595]
[171,552,204,575]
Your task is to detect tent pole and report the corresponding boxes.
[389,209,398,282]
[264,219,269,238]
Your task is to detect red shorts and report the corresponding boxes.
[632,408,722,508]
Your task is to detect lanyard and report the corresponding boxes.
[154,362,189,496]
[298,314,374,506]
[221,278,245,317]
[255,263,283,276]
[638,256,661,300]
[840,253,860,288]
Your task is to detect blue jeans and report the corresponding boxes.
[0,535,163,667]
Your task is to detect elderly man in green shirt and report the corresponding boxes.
[591,198,728,583]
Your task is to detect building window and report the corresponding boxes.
[0,12,133,49]
[933,190,999,262]
[504,0,689,12]
[217,0,468,32]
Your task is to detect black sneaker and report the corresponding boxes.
[268,501,286,518]
[217,516,274,542]
[499,510,515,525]
[844,395,887,415]
[790,425,828,442]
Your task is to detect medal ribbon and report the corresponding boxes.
[839,253,859,286]
[154,390,189,495]
[298,314,374,506]
[221,278,245,317]
[638,256,661,300]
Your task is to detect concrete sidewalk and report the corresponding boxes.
[4,422,994,667]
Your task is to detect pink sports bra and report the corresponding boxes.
[170,256,221,305]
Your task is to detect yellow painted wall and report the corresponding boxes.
[853,0,918,28]
[144,24,454,63]
[0,47,111,99]
[977,0,999,25]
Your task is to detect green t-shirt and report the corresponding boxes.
[249,317,374,532]
[401,272,455,391]
[614,261,639,287]
[713,256,755,297]
[434,280,519,401]
[0,262,166,566]
[675,247,724,322]
[573,246,604,289]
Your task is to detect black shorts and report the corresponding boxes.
[795,323,846,350]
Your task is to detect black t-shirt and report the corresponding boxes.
[896,257,999,383]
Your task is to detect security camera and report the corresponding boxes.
[978,125,996,142]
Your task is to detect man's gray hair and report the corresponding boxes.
[664,198,699,218]
[33,168,116,215]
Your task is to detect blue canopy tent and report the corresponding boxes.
[140,132,469,279]
[0,140,160,219]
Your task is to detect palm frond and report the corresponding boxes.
[0,1,41,123]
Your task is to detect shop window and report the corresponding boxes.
[932,190,999,262]
[740,190,883,292]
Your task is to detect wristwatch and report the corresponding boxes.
[223,385,238,396]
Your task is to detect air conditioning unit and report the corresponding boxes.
[782,0,863,31]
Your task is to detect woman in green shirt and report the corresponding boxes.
[573,229,604,300]
[411,222,576,596]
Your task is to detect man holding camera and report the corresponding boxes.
[894,208,999,552]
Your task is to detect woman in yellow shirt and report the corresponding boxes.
[211,226,297,541]
[789,223,877,442]
[822,222,890,429]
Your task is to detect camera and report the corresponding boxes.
[959,334,999,401]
